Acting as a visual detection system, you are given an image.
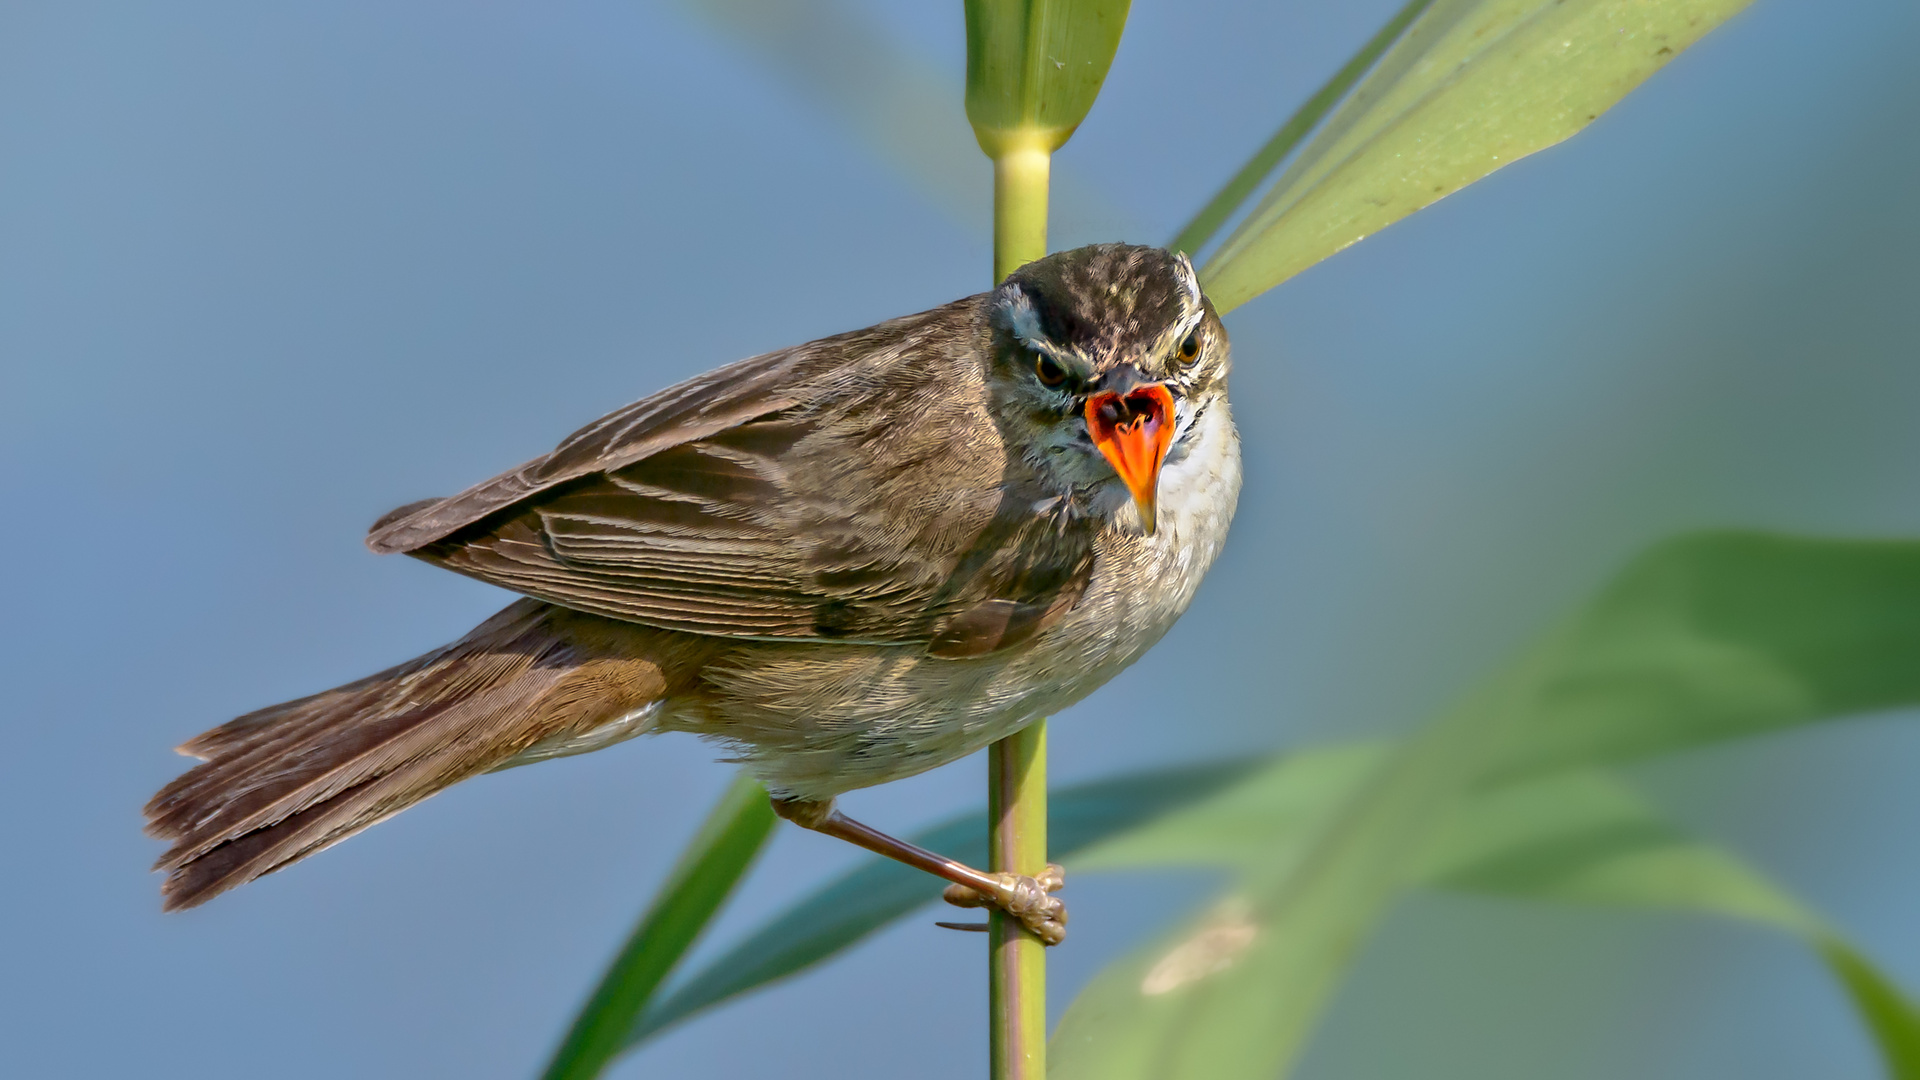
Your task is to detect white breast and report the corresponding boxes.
[1043,395,1242,687]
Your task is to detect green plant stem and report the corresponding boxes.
[990,135,1051,1080]
[993,143,1050,282]
[990,724,1049,1079]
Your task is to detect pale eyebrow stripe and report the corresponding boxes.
[1174,253,1203,310]
[1001,291,1093,368]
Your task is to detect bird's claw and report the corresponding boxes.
[942,863,1067,945]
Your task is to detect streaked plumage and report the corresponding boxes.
[147,243,1241,914]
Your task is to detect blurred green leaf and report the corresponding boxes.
[1822,941,1920,1080]
[1068,743,1387,873]
[1057,768,1920,1079]
[1199,0,1756,312]
[1425,769,1818,924]
[674,0,1132,245]
[540,774,777,1080]
[1489,533,1920,779]
[965,0,1132,156]
[1428,770,1920,1080]
[1073,764,1920,1078]
[1052,665,1531,1078]
[674,0,991,227]
[618,758,1259,1053]
[1052,533,1920,1079]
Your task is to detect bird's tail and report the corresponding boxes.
[145,599,668,911]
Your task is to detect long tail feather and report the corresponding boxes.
[145,599,664,911]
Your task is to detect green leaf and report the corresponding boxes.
[1820,940,1920,1080]
[619,758,1259,1053]
[1490,532,1920,779]
[1168,0,1437,258]
[1425,769,1821,924]
[1427,770,1920,1080]
[1199,0,1757,313]
[1052,533,1920,1079]
[964,0,1132,156]
[1069,743,1387,873]
[1060,764,1920,1079]
[539,774,777,1080]
[1052,668,1539,1079]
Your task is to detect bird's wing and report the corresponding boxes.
[366,344,809,555]
[369,302,1096,655]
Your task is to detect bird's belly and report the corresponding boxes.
[660,631,1135,799]
[662,529,1230,800]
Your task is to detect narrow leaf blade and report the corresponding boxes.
[1201,0,1757,312]
[620,759,1261,1051]
[1169,0,1436,257]
[540,774,778,1080]
[1819,940,1920,1080]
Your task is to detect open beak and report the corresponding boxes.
[1085,383,1175,535]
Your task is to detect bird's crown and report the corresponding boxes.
[990,244,1210,378]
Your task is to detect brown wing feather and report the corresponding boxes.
[367,298,1098,653]
[366,347,807,555]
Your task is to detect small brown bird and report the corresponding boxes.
[145,244,1241,942]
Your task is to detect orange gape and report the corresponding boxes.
[1085,383,1175,533]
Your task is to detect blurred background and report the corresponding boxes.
[3,0,1917,1076]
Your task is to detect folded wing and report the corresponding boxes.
[367,303,1096,655]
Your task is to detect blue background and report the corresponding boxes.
[3,1,1918,1076]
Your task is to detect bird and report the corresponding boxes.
[144,243,1242,943]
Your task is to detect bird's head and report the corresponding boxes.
[987,243,1230,535]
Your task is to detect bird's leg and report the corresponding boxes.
[771,796,1067,945]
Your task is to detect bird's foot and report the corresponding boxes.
[770,795,1067,944]
[942,863,1067,945]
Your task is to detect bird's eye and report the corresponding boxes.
[1034,354,1070,388]
[1176,333,1201,366]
